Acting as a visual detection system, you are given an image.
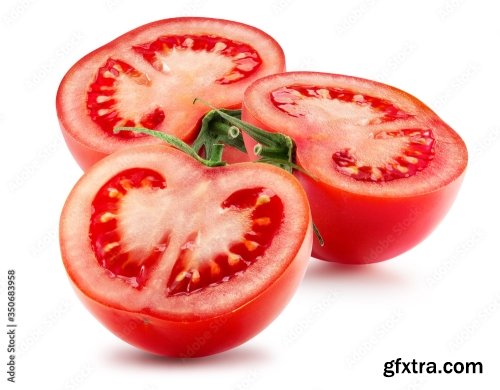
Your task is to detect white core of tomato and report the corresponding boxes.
[279,94,383,126]
[277,96,411,167]
[115,49,236,124]
[118,183,252,266]
[154,48,235,82]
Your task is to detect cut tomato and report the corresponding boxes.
[242,72,467,264]
[56,17,285,169]
[60,145,312,357]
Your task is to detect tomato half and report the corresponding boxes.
[56,17,285,170]
[242,72,467,264]
[59,145,312,357]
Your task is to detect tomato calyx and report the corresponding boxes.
[191,108,247,158]
[193,99,299,173]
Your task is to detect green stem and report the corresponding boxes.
[208,143,224,164]
[255,145,292,160]
[113,127,225,167]
[313,223,324,247]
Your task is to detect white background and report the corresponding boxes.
[1,0,499,389]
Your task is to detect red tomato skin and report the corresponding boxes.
[60,127,108,170]
[295,171,465,264]
[69,224,312,357]
[241,103,467,264]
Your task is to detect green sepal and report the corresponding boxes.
[192,109,247,158]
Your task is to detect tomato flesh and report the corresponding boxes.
[270,85,436,182]
[57,17,285,169]
[60,145,312,356]
[90,168,167,288]
[166,187,283,296]
[242,72,467,264]
[91,171,284,295]
[271,85,413,122]
[331,128,435,182]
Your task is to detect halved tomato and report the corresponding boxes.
[242,72,467,264]
[59,145,312,357]
[56,17,285,169]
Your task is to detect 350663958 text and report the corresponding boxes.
[6,269,16,383]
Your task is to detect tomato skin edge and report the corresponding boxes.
[296,170,466,264]
[58,120,108,170]
[65,221,312,357]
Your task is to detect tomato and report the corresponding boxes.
[241,72,467,264]
[56,17,285,170]
[59,145,312,357]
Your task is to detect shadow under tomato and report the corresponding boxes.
[303,258,409,289]
[106,342,272,369]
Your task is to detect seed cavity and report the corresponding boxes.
[100,212,116,223]
[104,242,119,253]
[177,271,190,282]
[108,188,123,198]
[191,269,201,284]
[227,252,241,266]
[209,261,221,277]
[243,239,259,251]
[256,194,271,205]
[213,42,227,52]
[87,58,164,138]
[132,34,262,85]
[165,187,284,296]
[332,128,435,182]
[254,217,271,226]
[90,168,167,289]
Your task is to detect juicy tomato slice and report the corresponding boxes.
[242,72,467,264]
[57,17,285,169]
[60,145,311,357]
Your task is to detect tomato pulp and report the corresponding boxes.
[60,146,312,356]
[56,18,285,169]
[242,72,467,264]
